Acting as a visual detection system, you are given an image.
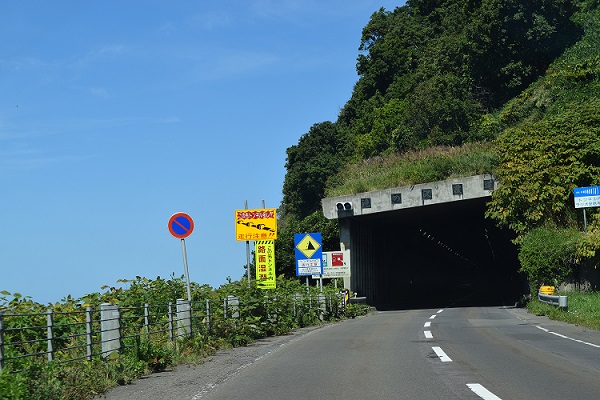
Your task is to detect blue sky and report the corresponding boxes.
[1,1,403,304]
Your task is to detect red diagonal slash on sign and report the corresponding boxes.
[168,212,194,239]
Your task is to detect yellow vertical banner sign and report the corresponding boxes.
[255,240,276,289]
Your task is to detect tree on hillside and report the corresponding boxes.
[336,0,583,158]
[466,0,582,108]
[486,100,600,238]
[282,122,349,219]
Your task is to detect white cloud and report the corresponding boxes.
[193,50,280,81]
[188,10,232,30]
[89,87,110,98]
[71,44,126,69]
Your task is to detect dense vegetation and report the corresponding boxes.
[0,276,366,399]
[277,0,600,288]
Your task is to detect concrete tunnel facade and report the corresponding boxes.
[321,175,526,309]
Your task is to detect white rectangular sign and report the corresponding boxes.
[298,258,322,275]
[312,250,351,279]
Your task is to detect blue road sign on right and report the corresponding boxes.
[574,186,600,209]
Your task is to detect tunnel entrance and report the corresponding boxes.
[346,197,526,309]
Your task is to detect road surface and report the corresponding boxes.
[100,306,600,399]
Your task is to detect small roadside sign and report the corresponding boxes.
[168,212,194,239]
[574,186,600,208]
[312,250,351,279]
[294,232,323,276]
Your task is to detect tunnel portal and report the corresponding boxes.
[322,175,526,309]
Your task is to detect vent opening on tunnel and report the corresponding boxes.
[483,179,495,190]
[422,189,432,201]
[361,198,372,208]
[391,193,402,204]
[452,184,463,196]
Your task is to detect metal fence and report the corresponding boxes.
[0,293,344,373]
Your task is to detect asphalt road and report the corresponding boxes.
[100,307,600,400]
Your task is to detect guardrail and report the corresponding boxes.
[538,292,568,308]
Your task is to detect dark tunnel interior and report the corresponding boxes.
[347,197,528,310]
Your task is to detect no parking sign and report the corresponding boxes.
[168,212,194,239]
[168,212,195,302]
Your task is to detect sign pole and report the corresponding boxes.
[168,212,195,304]
[574,186,600,234]
[245,200,251,288]
[181,239,192,303]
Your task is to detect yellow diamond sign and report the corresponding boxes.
[296,233,321,259]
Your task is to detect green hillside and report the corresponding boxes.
[276,0,600,286]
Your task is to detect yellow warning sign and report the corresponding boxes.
[235,209,277,241]
[296,234,321,259]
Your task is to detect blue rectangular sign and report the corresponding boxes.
[294,232,323,276]
[574,186,600,209]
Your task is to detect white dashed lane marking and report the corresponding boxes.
[432,346,452,362]
[467,383,502,400]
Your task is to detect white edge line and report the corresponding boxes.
[424,330,433,339]
[432,346,452,362]
[429,314,437,319]
[424,321,431,328]
[437,309,444,313]
[467,383,502,400]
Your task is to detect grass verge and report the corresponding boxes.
[326,142,497,196]
[526,291,600,331]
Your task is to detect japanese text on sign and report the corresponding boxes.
[235,208,277,241]
[297,259,322,275]
[574,186,600,209]
[255,240,276,289]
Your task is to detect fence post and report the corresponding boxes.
[47,309,54,362]
[86,307,93,361]
[0,311,4,373]
[294,294,303,318]
[144,303,150,338]
[100,303,121,358]
[176,299,192,338]
[168,302,174,341]
[223,297,228,319]
[228,296,239,319]
[205,298,211,333]
[317,294,326,321]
